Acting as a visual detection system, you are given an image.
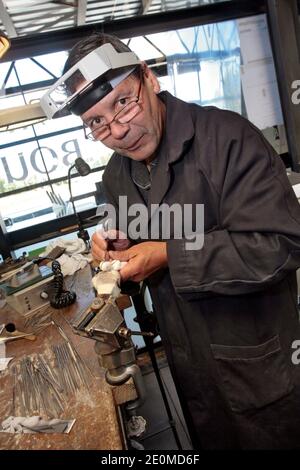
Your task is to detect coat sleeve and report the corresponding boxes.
[167,114,300,297]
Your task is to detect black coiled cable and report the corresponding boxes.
[50,260,77,309]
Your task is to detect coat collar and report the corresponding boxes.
[158,91,195,166]
[147,91,195,212]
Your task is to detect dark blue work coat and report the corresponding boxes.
[102,91,300,449]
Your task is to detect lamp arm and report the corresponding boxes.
[68,164,76,217]
[67,163,90,250]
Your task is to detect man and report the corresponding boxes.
[42,33,300,449]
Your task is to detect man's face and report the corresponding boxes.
[81,66,165,162]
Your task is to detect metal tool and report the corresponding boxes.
[13,354,65,418]
[72,295,148,414]
[0,323,36,344]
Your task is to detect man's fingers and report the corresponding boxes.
[92,232,108,262]
[96,228,124,241]
[119,262,139,282]
[92,232,108,249]
[91,243,108,261]
[110,238,130,251]
[104,229,119,240]
[92,234,108,261]
[109,249,132,261]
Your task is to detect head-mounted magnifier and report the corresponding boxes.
[40,43,140,119]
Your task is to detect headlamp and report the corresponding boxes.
[40,43,140,119]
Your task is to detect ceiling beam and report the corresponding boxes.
[3,0,266,62]
[23,11,74,34]
[138,0,153,15]
[77,0,87,26]
[0,0,18,37]
[52,0,76,5]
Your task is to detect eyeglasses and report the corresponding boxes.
[84,75,143,142]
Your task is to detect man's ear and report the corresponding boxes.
[142,62,160,94]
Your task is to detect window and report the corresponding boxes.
[0,15,287,252]
[0,52,112,235]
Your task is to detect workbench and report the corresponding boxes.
[0,265,132,450]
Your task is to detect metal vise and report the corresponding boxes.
[72,295,148,414]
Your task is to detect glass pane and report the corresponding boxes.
[0,168,106,233]
[0,129,111,199]
[0,140,49,190]
[36,130,112,178]
[0,125,35,145]
[146,21,241,113]
[32,113,83,136]
[0,93,28,110]
[32,51,68,78]
[0,62,11,87]
[144,0,232,17]
[0,186,57,232]
[13,228,97,259]
[15,59,53,85]
[52,170,106,216]
[123,36,163,60]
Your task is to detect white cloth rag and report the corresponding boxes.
[56,253,88,276]
[43,238,86,256]
[99,260,127,272]
[1,416,76,434]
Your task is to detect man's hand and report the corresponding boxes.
[91,230,130,261]
[108,242,168,282]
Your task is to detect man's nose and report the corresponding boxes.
[109,121,130,140]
